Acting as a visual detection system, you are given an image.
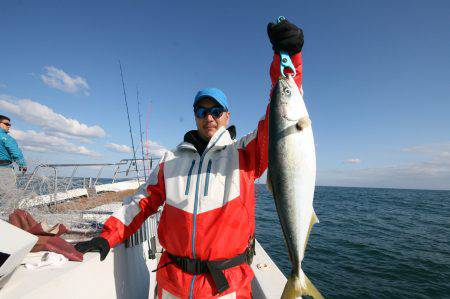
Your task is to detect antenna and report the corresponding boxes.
[118,61,140,181]
[136,86,148,181]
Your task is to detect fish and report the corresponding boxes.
[267,75,323,299]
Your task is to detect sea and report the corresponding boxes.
[11,175,449,298]
[255,185,450,299]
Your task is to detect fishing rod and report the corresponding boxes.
[136,86,148,181]
[118,60,140,181]
[146,100,151,171]
[137,91,155,259]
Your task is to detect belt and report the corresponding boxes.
[163,251,248,294]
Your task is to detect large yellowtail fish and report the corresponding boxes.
[268,75,323,299]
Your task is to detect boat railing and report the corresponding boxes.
[76,205,161,256]
[125,208,162,259]
[2,157,162,244]
[20,157,159,198]
[5,157,159,227]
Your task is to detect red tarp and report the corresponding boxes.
[9,209,83,262]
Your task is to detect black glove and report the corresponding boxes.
[75,237,110,261]
[267,19,304,55]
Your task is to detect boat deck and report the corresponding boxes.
[0,239,285,299]
[1,177,287,298]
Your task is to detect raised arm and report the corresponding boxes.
[270,52,303,91]
[238,20,304,179]
[267,18,304,90]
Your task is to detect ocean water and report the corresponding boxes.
[255,185,450,299]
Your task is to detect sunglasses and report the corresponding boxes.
[1,122,11,127]
[194,106,226,119]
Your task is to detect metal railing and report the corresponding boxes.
[9,157,163,256]
[125,209,161,259]
[21,157,160,198]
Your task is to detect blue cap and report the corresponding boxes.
[193,88,229,111]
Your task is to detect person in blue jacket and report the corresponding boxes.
[0,115,27,197]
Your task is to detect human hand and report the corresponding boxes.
[75,237,110,261]
[267,19,304,55]
[19,166,27,174]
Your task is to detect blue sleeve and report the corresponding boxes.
[4,135,26,167]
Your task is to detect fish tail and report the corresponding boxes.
[281,270,324,299]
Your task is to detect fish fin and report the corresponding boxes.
[281,270,324,299]
[266,170,273,193]
[296,116,311,131]
[311,210,319,226]
[304,210,319,252]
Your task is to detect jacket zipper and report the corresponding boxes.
[204,160,212,196]
[189,130,226,299]
[189,156,204,299]
[185,159,196,196]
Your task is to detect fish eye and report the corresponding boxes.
[284,88,291,95]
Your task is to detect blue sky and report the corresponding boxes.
[1,1,449,189]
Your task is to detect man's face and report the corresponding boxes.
[0,120,11,132]
[194,98,230,141]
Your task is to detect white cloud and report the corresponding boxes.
[144,140,168,157]
[106,140,167,157]
[10,129,101,157]
[0,83,6,89]
[343,158,362,164]
[47,131,95,144]
[22,145,47,152]
[319,141,450,190]
[40,66,90,95]
[106,143,132,153]
[401,142,450,158]
[0,97,106,138]
[0,95,20,113]
[319,160,450,190]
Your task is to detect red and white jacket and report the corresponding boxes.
[100,53,303,298]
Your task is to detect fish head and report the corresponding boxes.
[273,76,304,122]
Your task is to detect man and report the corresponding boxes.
[76,20,304,298]
[0,115,27,198]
